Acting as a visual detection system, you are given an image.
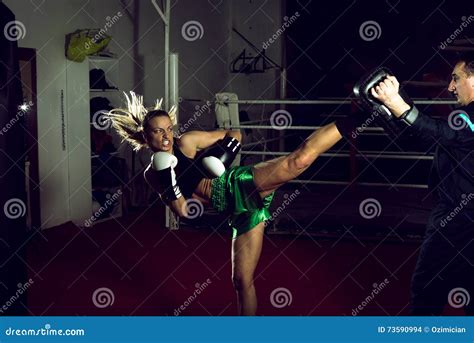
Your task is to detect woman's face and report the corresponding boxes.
[144,115,174,153]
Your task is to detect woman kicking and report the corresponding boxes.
[109,92,346,315]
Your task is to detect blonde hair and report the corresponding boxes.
[108,91,177,151]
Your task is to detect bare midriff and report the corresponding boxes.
[192,178,213,204]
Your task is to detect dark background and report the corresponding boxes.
[286,0,472,98]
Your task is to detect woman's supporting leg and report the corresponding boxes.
[231,222,265,315]
[253,122,342,196]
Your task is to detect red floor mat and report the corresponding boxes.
[25,204,462,316]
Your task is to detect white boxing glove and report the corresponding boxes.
[152,151,178,171]
[151,152,181,200]
[201,137,241,178]
[202,156,226,178]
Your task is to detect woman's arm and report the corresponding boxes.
[167,196,188,218]
[144,162,188,217]
[180,130,242,151]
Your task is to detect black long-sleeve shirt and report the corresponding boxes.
[409,103,474,210]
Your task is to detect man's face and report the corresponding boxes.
[448,62,474,106]
[144,116,174,153]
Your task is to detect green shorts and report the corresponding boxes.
[210,166,274,238]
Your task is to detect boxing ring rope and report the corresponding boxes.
[288,180,427,188]
[240,151,434,160]
[214,99,458,105]
[237,125,400,136]
[242,133,302,148]
[239,119,269,125]
[232,125,385,131]
[186,98,458,105]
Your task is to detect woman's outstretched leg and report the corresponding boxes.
[253,122,342,196]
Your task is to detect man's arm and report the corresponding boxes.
[402,109,474,147]
[372,76,474,147]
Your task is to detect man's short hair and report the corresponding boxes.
[456,52,474,75]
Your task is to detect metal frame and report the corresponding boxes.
[151,0,171,109]
[152,0,180,230]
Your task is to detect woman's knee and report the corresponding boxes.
[287,152,313,172]
[232,272,254,291]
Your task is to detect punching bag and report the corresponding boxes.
[0,2,28,315]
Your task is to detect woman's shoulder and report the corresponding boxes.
[174,135,197,158]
